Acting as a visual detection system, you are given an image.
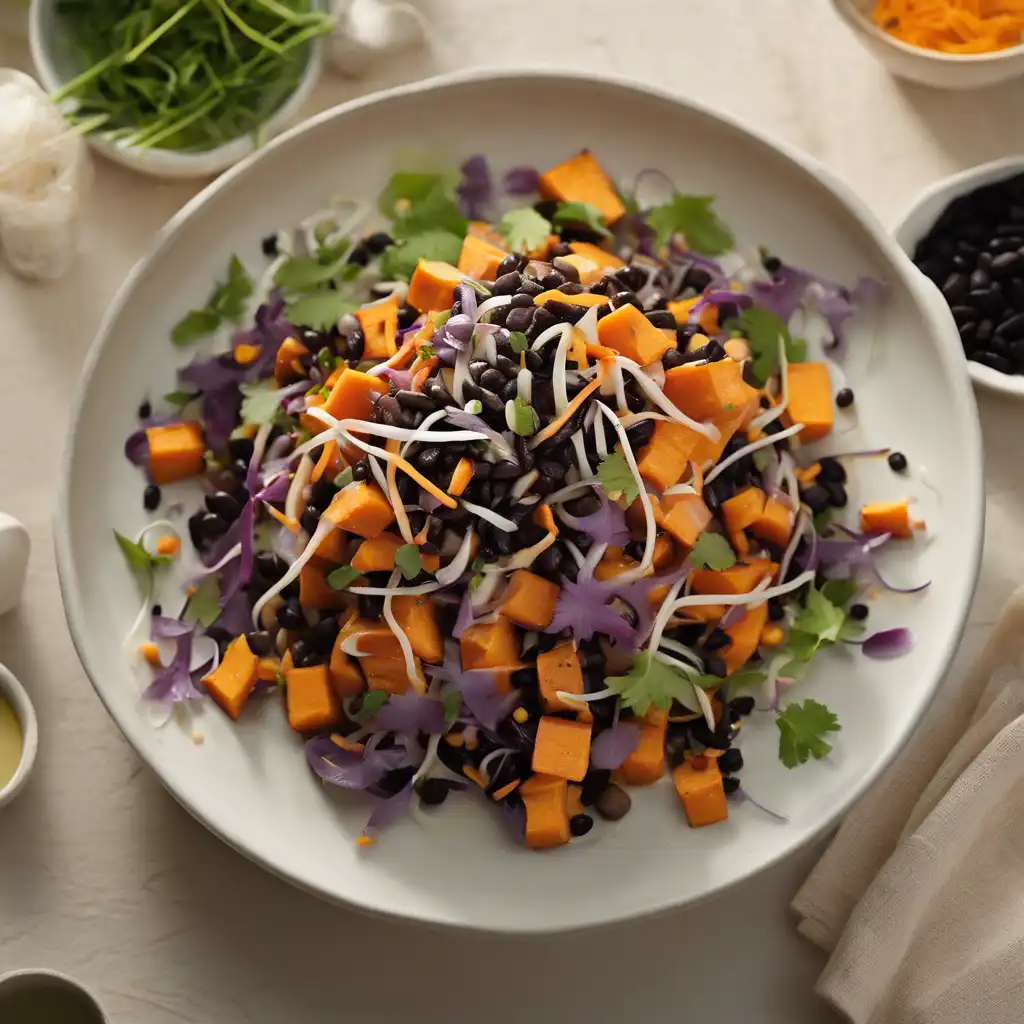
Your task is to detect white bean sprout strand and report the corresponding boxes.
[383,569,425,693]
[666,571,815,623]
[551,324,574,413]
[644,575,689,652]
[703,422,805,488]
[570,430,593,479]
[400,409,448,458]
[612,357,719,440]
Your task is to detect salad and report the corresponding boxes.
[119,149,925,849]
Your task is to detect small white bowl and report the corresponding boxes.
[894,155,1024,399]
[28,0,324,179]
[0,969,107,1022]
[0,663,38,810]
[831,0,1024,89]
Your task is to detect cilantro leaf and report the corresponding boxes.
[790,585,846,657]
[508,331,529,354]
[333,467,354,489]
[355,690,390,723]
[497,207,551,254]
[114,530,169,586]
[274,252,348,292]
[285,291,358,333]
[171,308,220,346]
[379,230,464,281]
[327,565,360,591]
[739,307,807,385]
[395,544,426,581]
[776,698,841,768]
[596,451,640,505]
[821,579,858,608]
[813,508,836,533]
[378,170,447,218]
[690,532,736,571]
[209,255,253,322]
[605,651,698,717]
[551,202,610,238]
[184,575,222,629]
[508,396,538,437]
[239,381,285,427]
[391,182,467,240]
[442,691,462,726]
[646,193,734,254]
[162,390,196,409]
[417,343,437,359]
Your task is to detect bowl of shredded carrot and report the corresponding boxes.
[832,0,1024,89]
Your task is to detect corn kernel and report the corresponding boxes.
[760,625,786,647]
[234,343,262,365]
[512,706,529,724]
[139,642,160,667]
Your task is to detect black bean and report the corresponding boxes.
[480,368,505,393]
[245,631,274,657]
[544,300,584,324]
[1007,277,1024,309]
[517,278,544,298]
[364,230,392,255]
[705,656,727,678]
[540,271,565,290]
[395,390,435,415]
[253,553,285,583]
[729,695,756,717]
[497,253,526,277]
[228,436,254,464]
[423,376,454,408]
[300,506,320,534]
[358,594,384,619]
[569,813,594,837]
[614,265,647,291]
[995,311,1024,340]
[950,305,977,326]
[490,460,520,480]
[768,599,785,621]
[970,268,991,290]
[645,310,676,330]
[291,638,321,668]
[718,748,743,774]
[346,245,370,267]
[344,330,365,361]
[199,512,228,540]
[663,347,687,369]
[261,233,279,257]
[187,510,206,549]
[959,321,979,349]
[887,451,908,472]
[595,784,631,821]
[611,290,642,310]
[815,457,845,485]
[229,458,249,480]
[500,380,518,403]
[530,306,560,337]
[625,420,655,449]
[991,251,1023,278]
[351,460,369,482]
[801,484,830,515]
[822,481,848,508]
[418,778,452,807]
[558,282,584,296]
[143,483,161,511]
[377,394,408,427]
[205,490,242,521]
[941,272,969,304]
[524,350,545,373]
[277,600,304,630]
[977,319,995,344]
[625,387,645,413]
[703,628,732,653]
[723,777,741,795]
[492,272,522,296]
[310,616,341,654]
[849,603,869,621]
[505,306,536,333]
[835,388,855,409]
[397,304,419,330]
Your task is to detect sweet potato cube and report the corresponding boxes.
[362,654,423,694]
[392,594,444,663]
[350,533,438,573]
[597,302,674,366]
[285,664,340,732]
[299,563,350,611]
[146,422,205,485]
[531,716,592,782]
[274,336,309,385]
[783,362,833,442]
[202,635,258,720]
[619,708,668,786]
[722,486,766,557]
[329,635,366,697]
[457,234,508,281]
[751,497,794,547]
[860,499,914,538]
[520,774,571,849]
[323,482,395,539]
[636,420,705,492]
[673,758,728,827]
[338,617,403,659]
[568,241,623,270]
[556,253,602,286]
[314,527,349,564]
[501,570,560,630]
[355,294,399,360]
[406,259,464,314]
[691,561,778,596]
[661,492,713,549]
[460,615,520,671]
[538,149,626,224]
[323,368,389,424]
[537,640,584,712]
[723,601,769,675]
[663,359,759,423]
[533,289,609,308]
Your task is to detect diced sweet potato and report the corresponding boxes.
[691,561,778,596]
[663,359,759,423]
[392,594,444,664]
[323,368,389,424]
[323,482,396,539]
[355,294,399,360]
[520,774,571,849]
[751,497,794,547]
[501,569,560,630]
[860,499,915,538]
[661,492,713,549]
[652,533,676,569]
[593,546,636,582]
[299,562,350,610]
[597,302,675,366]
[556,253,602,285]
[673,758,728,827]
[568,241,623,270]
[722,486,766,557]
[146,422,205,485]
[468,221,507,247]
[460,615,520,671]
[619,707,668,786]
[636,421,706,492]
[406,259,464,313]
[285,664,340,732]
[723,601,768,675]
[783,362,833,442]
[299,393,328,436]
[538,149,626,224]
[537,640,584,712]
[667,296,701,324]
[329,634,366,697]
[362,654,424,694]
[350,533,438,573]
[338,616,402,659]
[531,716,592,782]
[202,635,258,720]
[275,337,309,385]
[533,289,609,308]
[457,234,508,281]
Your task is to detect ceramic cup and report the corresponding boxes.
[0,663,38,810]
[0,970,108,1022]
[0,512,29,616]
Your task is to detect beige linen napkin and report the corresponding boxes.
[792,586,1024,1024]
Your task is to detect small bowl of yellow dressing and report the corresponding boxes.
[0,663,37,809]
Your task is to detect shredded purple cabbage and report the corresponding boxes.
[305,734,406,789]
[816,526,930,595]
[503,166,539,196]
[547,576,638,648]
[861,627,915,660]
[457,155,492,221]
[143,627,206,704]
[124,429,148,468]
[444,407,517,463]
[590,721,641,769]
[453,589,475,639]
[557,486,630,546]
[255,473,290,504]
[374,692,447,735]
[364,781,415,835]
[427,642,517,730]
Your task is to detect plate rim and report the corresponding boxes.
[53,66,985,933]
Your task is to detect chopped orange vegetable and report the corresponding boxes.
[667,296,702,324]
[691,561,778,596]
[314,527,348,564]
[594,546,636,583]
[556,253,602,286]
[299,562,350,611]
[323,481,396,539]
[392,594,444,664]
[460,615,520,672]
[234,342,261,365]
[299,392,327,436]
[528,364,608,447]
[750,496,794,548]
[468,220,506,246]
[274,337,309,385]
[620,707,668,786]
[520,774,571,849]
[537,640,584,712]
[311,439,345,484]
[722,486,766,558]
[860,499,916,538]
[597,302,675,366]
[531,716,592,782]
[448,457,475,497]
[285,664,340,732]
[457,234,508,281]
[338,616,402,659]
[492,779,521,802]
[527,234,561,261]
[723,601,769,675]
[568,241,624,270]
[653,533,676,569]
[501,569,560,630]
[760,625,786,647]
[139,642,160,667]
[350,533,438,573]
[146,422,205,485]
[871,0,1024,54]
[636,420,707,492]
[673,758,728,827]
[533,289,610,308]
[329,635,366,697]
[663,359,759,424]
[538,149,626,225]
[362,654,424,694]
[155,534,180,557]
[202,635,258,720]
[257,656,280,682]
[660,492,713,549]
[355,294,399,360]
[783,362,834,443]
[698,303,719,336]
[323,368,389,424]
[406,259,465,313]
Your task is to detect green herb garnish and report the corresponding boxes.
[596,451,640,505]
[379,230,464,281]
[239,380,285,426]
[604,651,700,717]
[333,467,354,489]
[171,254,252,344]
[355,690,390,723]
[776,698,841,768]
[497,207,551,254]
[647,193,735,254]
[442,691,462,726]
[114,529,171,587]
[690,532,737,571]
[183,574,222,629]
[327,565,360,591]
[739,307,807,385]
[507,397,538,437]
[395,544,425,580]
[508,330,529,354]
[552,201,610,238]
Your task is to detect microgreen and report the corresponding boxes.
[395,544,425,581]
[776,698,841,768]
[114,530,171,588]
[239,380,285,426]
[355,690,390,723]
[327,565,360,591]
[596,451,640,505]
[497,207,551,254]
[183,574,222,628]
[740,307,807,384]
[646,193,734,254]
[690,532,737,571]
[551,201,610,238]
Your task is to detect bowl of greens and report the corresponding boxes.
[29,0,331,179]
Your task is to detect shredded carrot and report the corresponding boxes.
[464,765,487,788]
[265,503,300,533]
[871,0,1024,53]
[533,502,558,536]
[234,343,262,365]
[156,535,180,557]
[330,733,366,753]
[379,447,457,509]
[311,440,343,484]
[530,361,609,446]
[139,642,161,667]
[357,835,376,848]
[411,358,437,393]
[386,439,415,544]
[491,779,521,801]
[570,327,590,369]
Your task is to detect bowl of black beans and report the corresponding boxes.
[896,155,1024,398]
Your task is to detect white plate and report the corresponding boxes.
[54,69,983,933]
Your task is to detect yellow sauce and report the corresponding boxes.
[0,696,23,790]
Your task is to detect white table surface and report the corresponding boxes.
[1,3,1022,1020]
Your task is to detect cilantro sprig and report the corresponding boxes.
[596,451,640,505]
[114,530,172,589]
[497,207,551,254]
[646,193,734,254]
[739,307,807,385]
[171,255,252,345]
[551,201,610,238]
[776,699,841,768]
[690,532,736,571]
[604,651,700,717]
